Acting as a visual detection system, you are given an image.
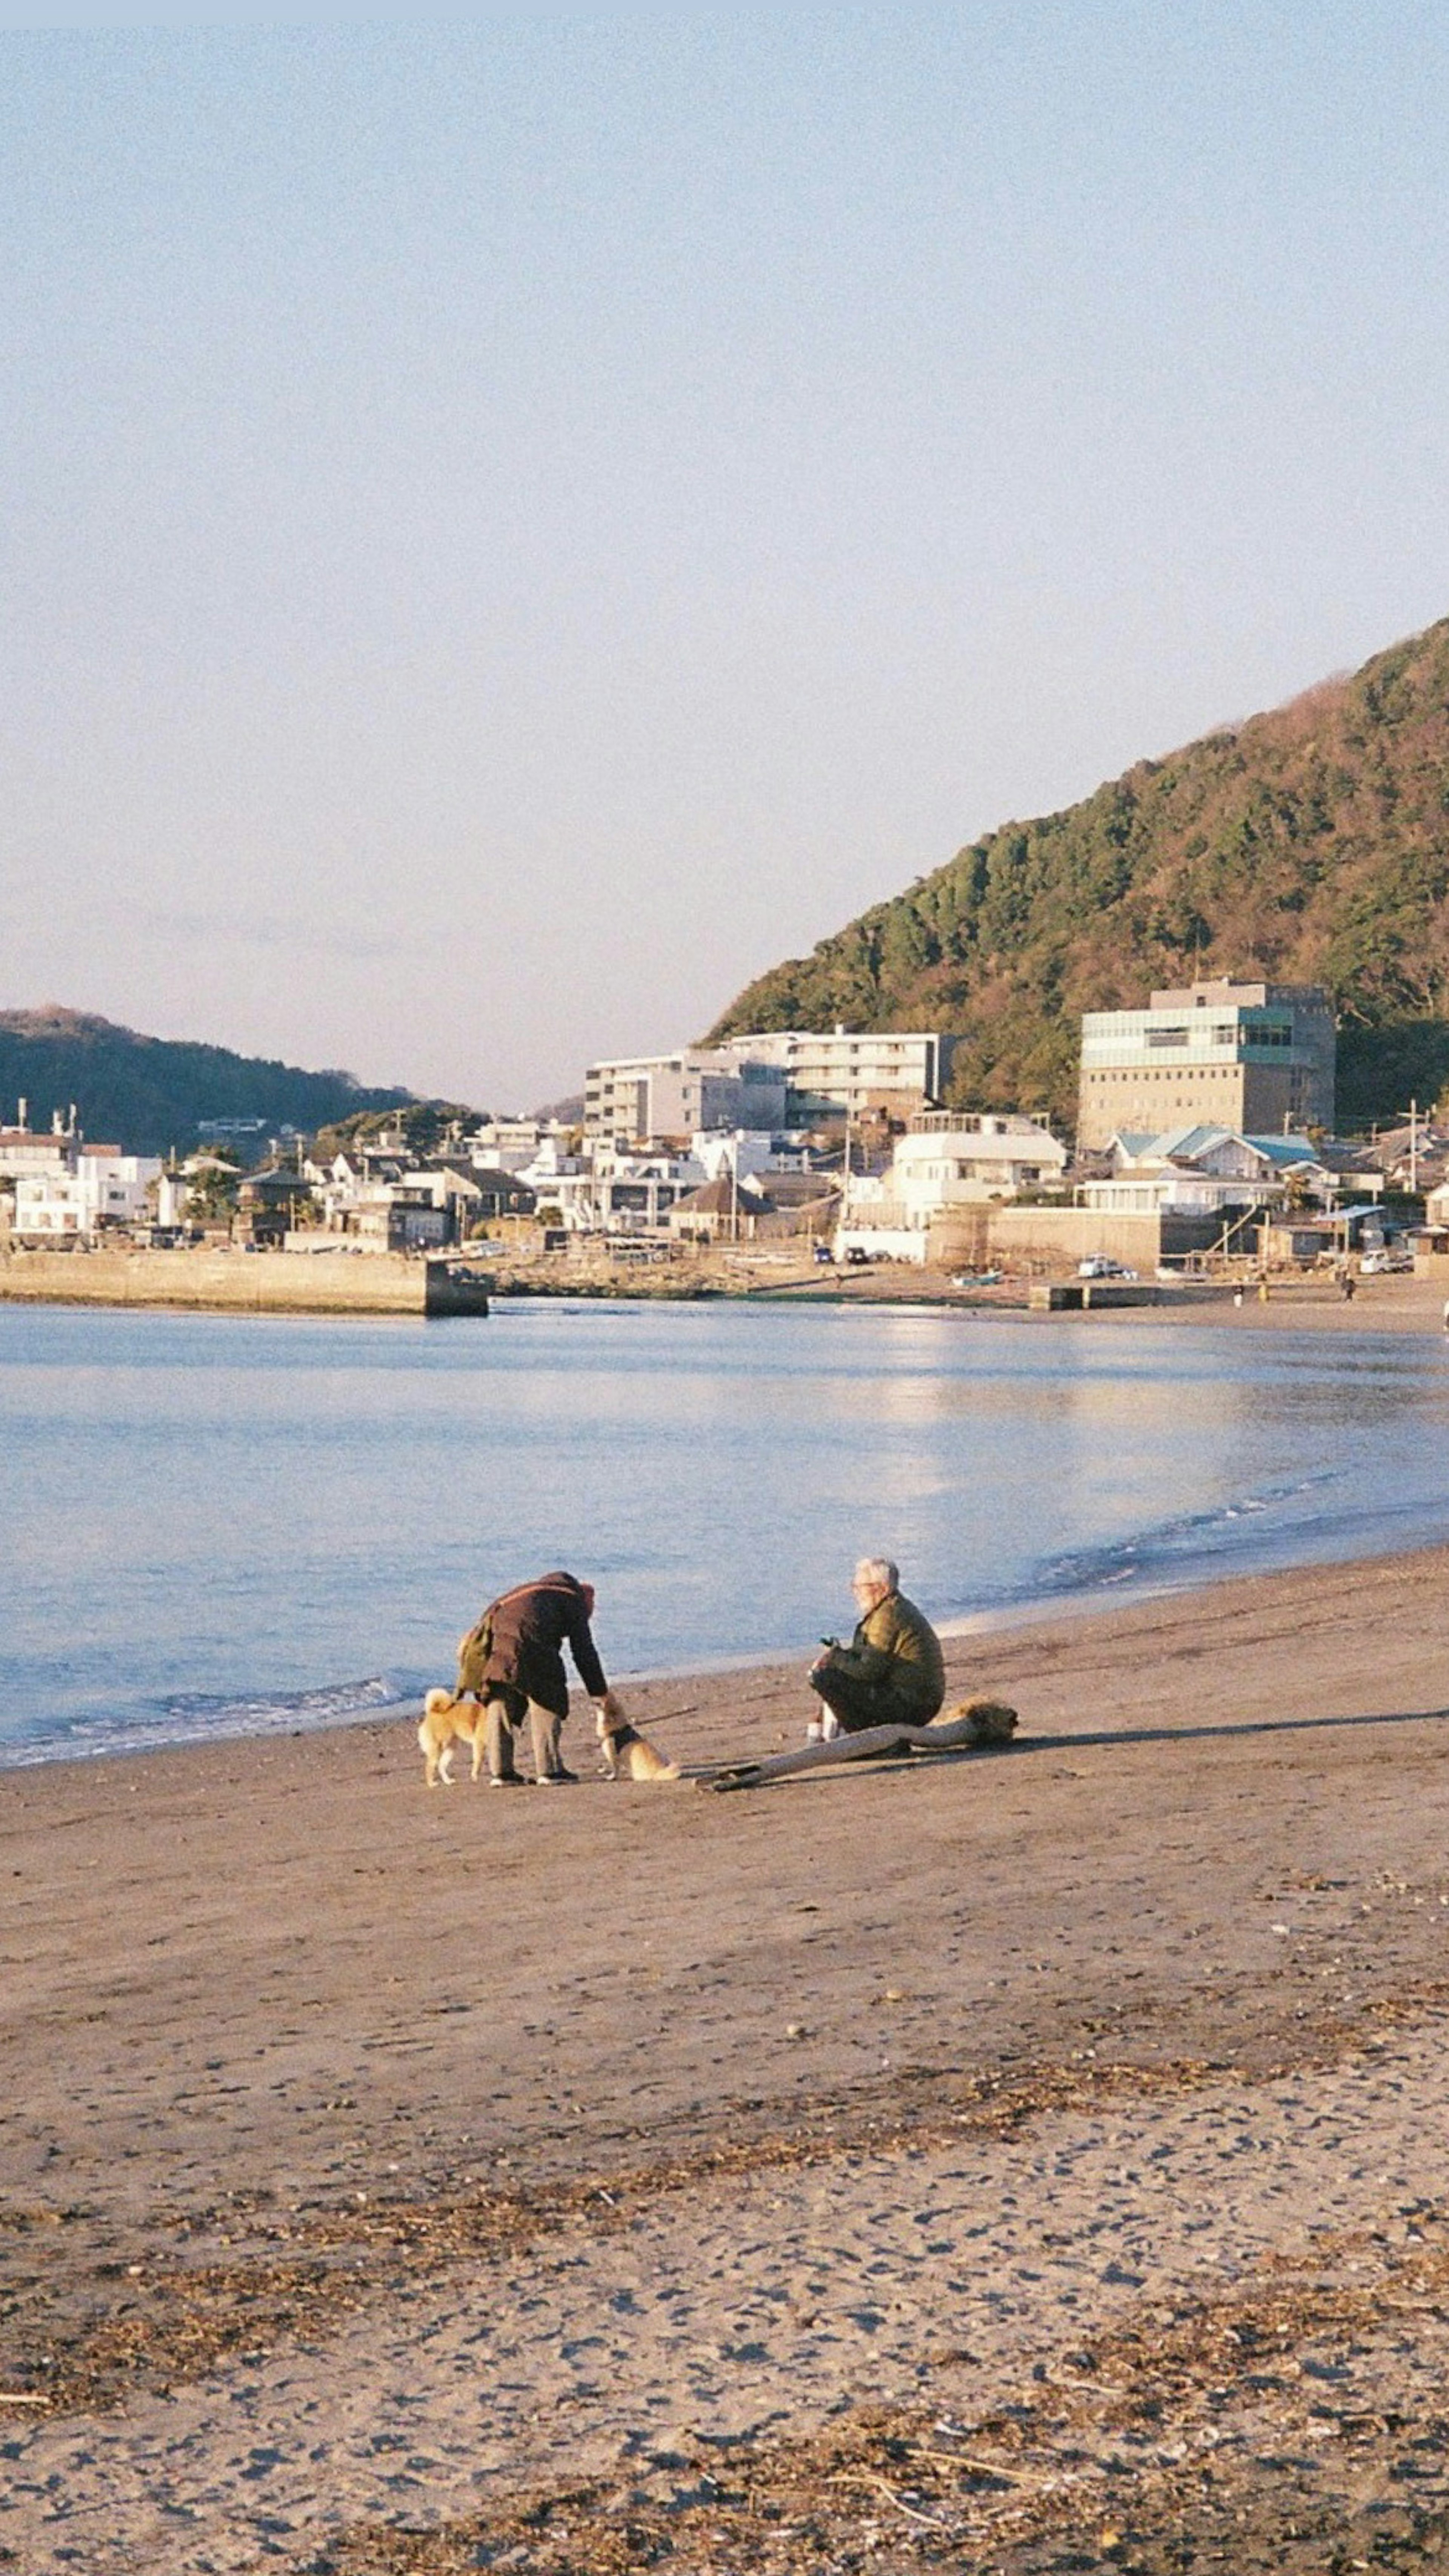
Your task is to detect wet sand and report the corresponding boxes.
[4,1543,1449,2571]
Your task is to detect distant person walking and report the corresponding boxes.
[806,1557,945,1740]
[1442,1297,1449,1336]
[457,1570,620,1786]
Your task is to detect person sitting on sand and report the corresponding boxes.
[457,1570,621,1787]
[806,1557,946,1742]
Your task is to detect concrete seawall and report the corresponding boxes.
[0,1249,490,1317]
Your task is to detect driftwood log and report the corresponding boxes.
[703,1698,1018,1793]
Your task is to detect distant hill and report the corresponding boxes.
[709,617,1449,1132]
[0,1008,437,1157]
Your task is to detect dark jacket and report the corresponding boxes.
[824,1589,945,1719]
[469,1570,608,1718]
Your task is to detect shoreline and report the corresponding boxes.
[5,1243,1449,1332]
[8,1525,1449,1779]
[5,1540,1449,2567]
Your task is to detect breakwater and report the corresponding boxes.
[0,1247,489,1316]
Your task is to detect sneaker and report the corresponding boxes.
[534,1767,579,1786]
[489,1773,524,1788]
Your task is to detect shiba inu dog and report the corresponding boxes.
[596,1706,680,1782]
[418,1689,487,1787]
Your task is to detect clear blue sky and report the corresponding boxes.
[4,13,1448,1110]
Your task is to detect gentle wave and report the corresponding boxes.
[1019,1466,1346,1606]
[0,1676,425,1771]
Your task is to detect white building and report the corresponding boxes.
[690,1130,811,1185]
[12,1146,162,1238]
[891,1113,1067,1209]
[714,1026,954,1124]
[837,1113,1066,1263]
[586,1026,956,1144]
[468,1116,572,1174]
[549,1143,706,1236]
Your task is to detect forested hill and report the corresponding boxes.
[0,1009,423,1155]
[709,617,1449,1132]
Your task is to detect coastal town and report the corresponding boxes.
[3,975,1449,1306]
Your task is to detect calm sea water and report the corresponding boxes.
[3,1296,1449,1767]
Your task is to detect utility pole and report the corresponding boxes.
[1396,1098,1420,1195]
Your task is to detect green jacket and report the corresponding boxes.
[824,1590,945,1718]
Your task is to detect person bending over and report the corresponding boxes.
[457,1569,620,1786]
[806,1557,945,1741]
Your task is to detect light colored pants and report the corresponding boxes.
[484,1687,565,1781]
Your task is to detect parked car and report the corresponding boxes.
[1078,1255,1136,1280]
[812,1241,835,1264]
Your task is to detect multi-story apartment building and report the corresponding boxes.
[1077,980,1335,1150]
[585,1028,955,1145]
[584,1050,787,1144]
[714,1027,954,1125]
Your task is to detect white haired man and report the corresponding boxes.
[806,1557,946,1741]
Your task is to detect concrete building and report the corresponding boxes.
[12,1146,162,1239]
[891,1112,1067,1204]
[584,1050,787,1144]
[836,1112,1064,1265]
[0,1104,77,1181]
[585,1027,955,1145]
[713,1026,954,1125]
[1077,980,1335,1150]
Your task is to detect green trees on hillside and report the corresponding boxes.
[708,616,1449,1131]
[0,1010,424,1157]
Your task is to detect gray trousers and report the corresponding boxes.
[484,1686,565,1781]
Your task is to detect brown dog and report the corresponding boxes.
[418,1688,487,1787]
[596,1706,680,1782]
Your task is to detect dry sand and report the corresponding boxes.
[5,1544,1449,2574]
[781,1264,1449,1334]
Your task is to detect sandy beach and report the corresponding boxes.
[5,1539,1449,2573]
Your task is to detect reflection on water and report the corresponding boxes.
[2,1298,1448,1765]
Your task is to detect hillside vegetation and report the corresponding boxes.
[0,1009,425,1157]
[709,617,1449,1132]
